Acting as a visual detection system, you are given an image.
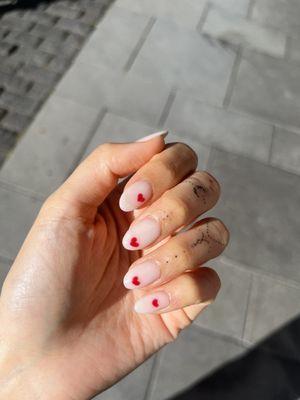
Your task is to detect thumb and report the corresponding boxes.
[51,131,168,217]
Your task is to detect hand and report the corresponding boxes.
[0,133,229,400]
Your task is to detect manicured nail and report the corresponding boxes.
[119,180,152,212]
[134,291,170,313]
[136,130,168,142]
[123,260,161,289]
[122,217,160,250]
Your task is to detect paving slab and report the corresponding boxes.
[230,50,300,130]
[93,355,155,400]
[244,274,300,344]
[203,6,286,58]
[165,93,273,162]
[55,61,171,127]
[0,259,11,291]
[0,185,42,260]
[288,38,300,63]
[76,6,151,70]
[252,0,300,38]
[207,149,300,283]
[195,258,252,340]
[130,19,236,106]
[115,0,206,29]
[0,95,99,196]
[270,128,300,175]
[83,112,210,170]
[149,325,245,400]
[211,0,250,16]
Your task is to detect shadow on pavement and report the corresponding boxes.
[0,0,58,13]
[170,315,300,400]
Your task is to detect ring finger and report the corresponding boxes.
[122,171,220,251]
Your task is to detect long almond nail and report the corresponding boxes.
[119,180,152,212]
[122,217,160,250]
[136,130,168,142]
[123,261,161,289]
[134,291,170,313]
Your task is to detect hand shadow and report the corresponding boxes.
[170,315,300,400]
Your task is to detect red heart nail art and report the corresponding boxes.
[132,276,140,286]
[130,237,139,247]
[152,298,159,308]
[137,193,146,203]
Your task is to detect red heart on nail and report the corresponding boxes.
[132,276,140,286]
[130,237,139,247]
[137,193,146,203]
[152,298,159,308]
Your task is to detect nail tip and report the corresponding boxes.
[136,130,168,142]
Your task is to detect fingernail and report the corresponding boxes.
[134,291,170,313]
[123,261,161,289]
[119,180,152,212]
[136,130,168,142]
[122,217,160,250]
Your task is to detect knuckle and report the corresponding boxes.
[153,158,179,182]
[174,143,198,166]
[167,195,190,221]
[207,218,230,247]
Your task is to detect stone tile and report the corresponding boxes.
[207,149,300,283]
[230,51,300,130]
[84,112,210,169]
[270,128,300,175]
[211,0,250,16]
[0,186,42,260]
[195,258,252,340]
[0,95,99,196]
[0,260,11,290]
[115,0,206,29]
[131,20,235,106]
[203,7,286,58]
[252,0,300,38]
[94,355,154,400]
[150,325,244,400]
[166,94,273,162]
[244,274,300,344]
[55,62,171,127]
[76,6,150,70]
[83,112,155,158]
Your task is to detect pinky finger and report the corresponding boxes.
[134,267,221,314]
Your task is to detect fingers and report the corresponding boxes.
[134,267,221,314]
[122,170,220,250]
[49,132,167,217]
[119,143,198,211]
[123,218,229,289]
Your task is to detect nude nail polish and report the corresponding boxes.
[122,217,160,250]
[123,261,161,289]
[119,180,152,212]
[134,291,170,313]
[136,130,168,142]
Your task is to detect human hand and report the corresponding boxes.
[0,132,229,399]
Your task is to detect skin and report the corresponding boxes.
[0,136,229,400]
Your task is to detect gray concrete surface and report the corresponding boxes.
[0,1,300,399]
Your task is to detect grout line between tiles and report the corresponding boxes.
[66,107,108,176]
[267,125,276,164]
[241,274,254,340]
[144,351,163,400]
[196,1,211,32]
[223,47,243,109]
[158,87,177,127]
[124,16,156,72]
[246,0,255,19]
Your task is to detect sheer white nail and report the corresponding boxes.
[134,291,170,313]
[123,261,161,289]
[119,180,152,212]
[122,217,160,250]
